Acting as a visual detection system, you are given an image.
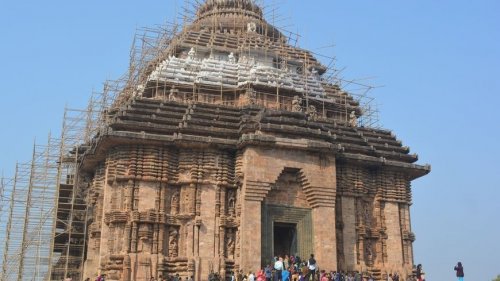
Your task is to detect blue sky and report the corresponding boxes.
[0,1,499,280]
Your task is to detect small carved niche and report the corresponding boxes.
[170,189,180,215]
[137,223,153,253]
[226,189,236,216]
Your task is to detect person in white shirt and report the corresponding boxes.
[248,271,255,281]
[307,254,317,281]
[274,257,284,281]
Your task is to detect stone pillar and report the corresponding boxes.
[384,202,403,267]
[239,199,262,273]
[341,196,357,271]
[312,206,337,271]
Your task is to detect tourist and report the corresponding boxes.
[282,267,291,281]
[291,268,299,281]
[248,271,255,281]
[368,275,374,281]
[301,262,309,279]
[454,262,465,281]
[265,264,272,281]
[306,254,317,281]
[353,272,360,281]
[284,255,290,269]
[275,257,284,281]
[416,264,423,281]
[392,273,399,281]
[294,255,302,268]
[257,269,266,281]
[334,271,340,281]
[230,272,236,281]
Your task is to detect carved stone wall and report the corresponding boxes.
[82,143,419,281]
[83,145,238,281]
[336,164,415,278]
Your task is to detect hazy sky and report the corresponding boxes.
[0,1,499,280]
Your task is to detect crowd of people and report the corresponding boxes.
[81,259,465,281]
[225,254,391,281]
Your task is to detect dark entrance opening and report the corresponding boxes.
[273,223,297,257]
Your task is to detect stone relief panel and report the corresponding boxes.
[224,228,236,259]
[226,189,236,216]
[168,226,180,258]
[170,190,180,215]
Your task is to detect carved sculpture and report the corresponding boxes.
[169,86,178,102]
[188,47,196,60]
[168,228,179,258]
[225,229,236,259]
[247,22,257,33]
[365,239,374,266]
[228,52,236,64]
[227,190,236,216]
[349,111,358,127]
[292,96,303,112]
[308,105,317,120]
[171,191,180,215]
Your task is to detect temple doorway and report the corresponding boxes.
[273,222,297,257]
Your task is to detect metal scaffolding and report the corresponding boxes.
[0,87,116,281]
[50,87,116,281]
[0,135,60,281]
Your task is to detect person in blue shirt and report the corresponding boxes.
[282,268,290,281]
[264,265,272,281]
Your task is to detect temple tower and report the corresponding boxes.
[74,1,430,280]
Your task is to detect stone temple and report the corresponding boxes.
[69,0,430,280]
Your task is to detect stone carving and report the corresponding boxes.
[241,89,256,106]
[292,96,303,112]
[365,239,374,266]
[307,105,317,121]
[238,55,248,64]
[171,191,180,215]
[363,202,372,227]
[168,228,179,258]
[227,190,236,216]
[247,22,257,33]
[225,229,236,259]
[188,47,196,60]
[349,111,358,127]
[228,52,236,64]
[169,86,178,102]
